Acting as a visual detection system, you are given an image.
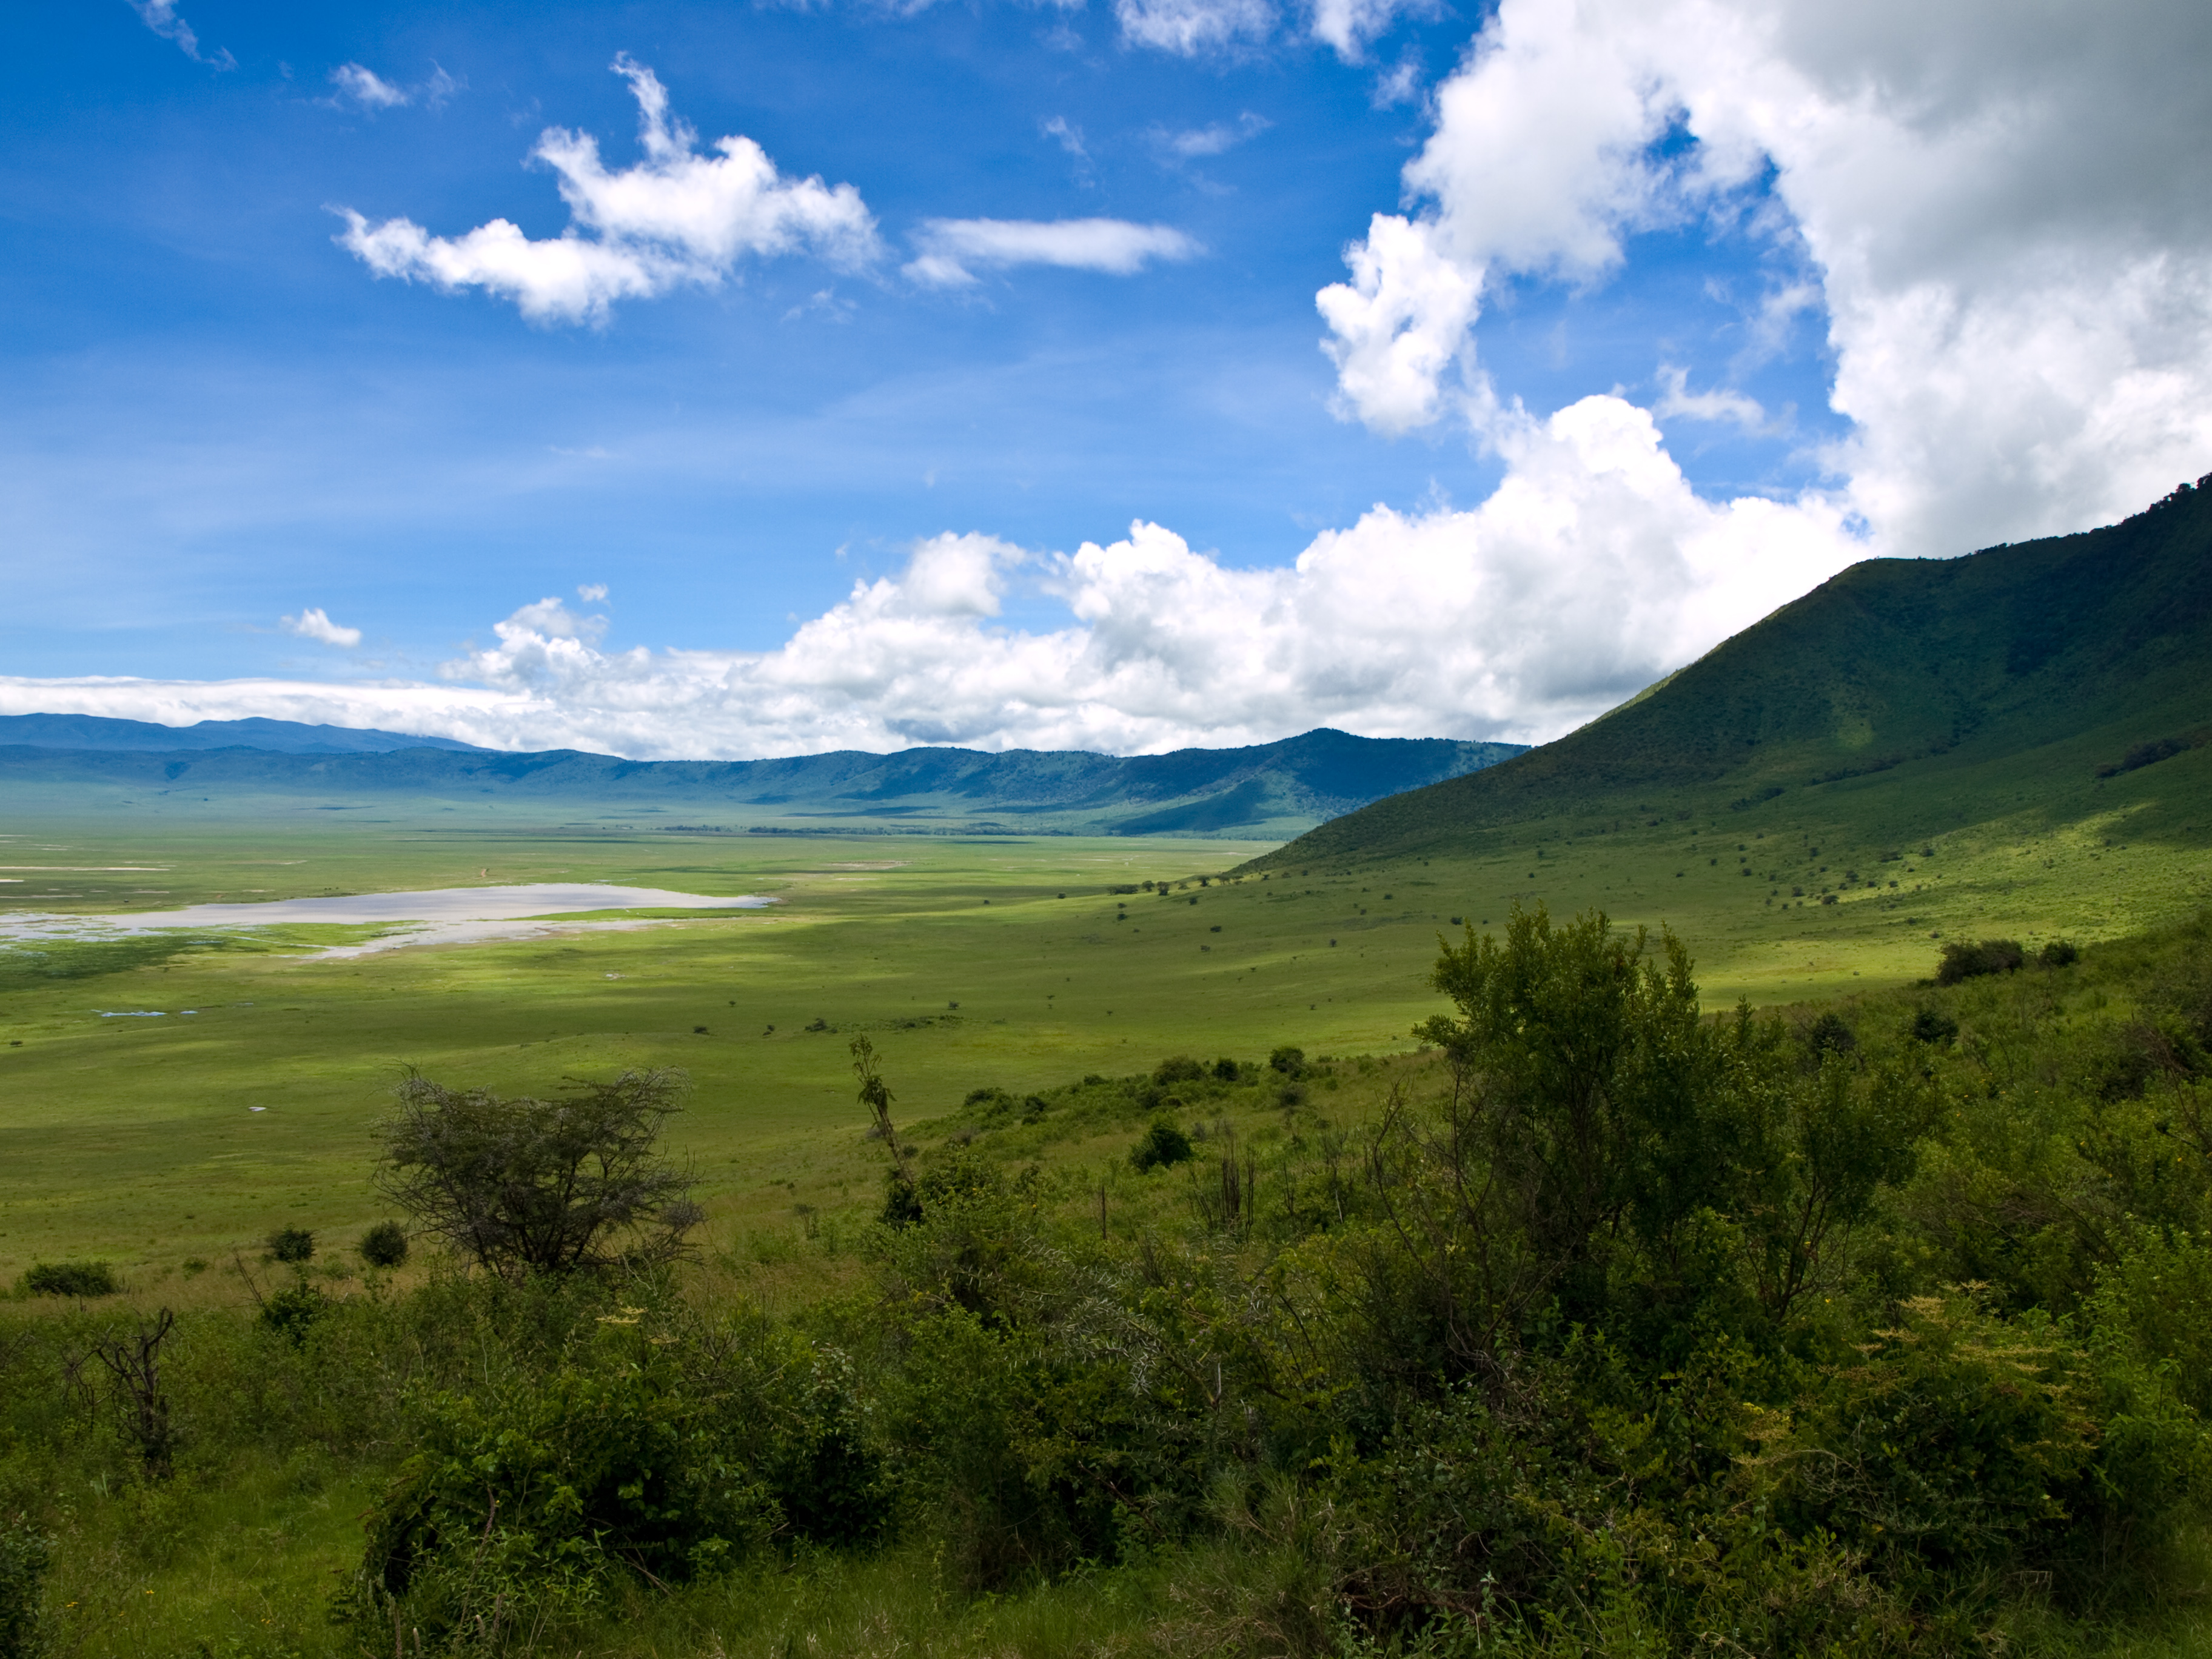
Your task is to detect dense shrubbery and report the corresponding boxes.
[5,907,2212,1655]
[1937,936,2026,984]
[352,1320,776,1640]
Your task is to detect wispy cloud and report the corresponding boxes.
[280,607,363,648]
[1113,0,1275,56]
[1041,116,1088,161]
[329,64,409,110]
[334,56,879,324]
[1153,112,1271,159]
[326,62,462,112]
[122,0,233,69]
[1308,0,1436,62]
[1652,365,1767,431]
[905,218,1202,287]
[1370,55,1424,107]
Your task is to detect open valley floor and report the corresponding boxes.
[4,783,2208,1279]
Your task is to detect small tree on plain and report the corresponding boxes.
[376,1068,702,1278]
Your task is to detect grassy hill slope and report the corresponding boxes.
[1252,477,2212,870]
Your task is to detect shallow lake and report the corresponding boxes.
[0,882,774,956]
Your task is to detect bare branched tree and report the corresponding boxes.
[377,1068,703,1278]
[93,1309,178,1478]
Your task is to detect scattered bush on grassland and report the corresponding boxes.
[20,1261,118,1298]
[359,1219,409,1269]
[1130,1116,1195,1171]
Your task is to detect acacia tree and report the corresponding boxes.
[377,1068,703,1277]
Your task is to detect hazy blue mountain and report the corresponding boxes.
[0,714,488,755]
[0,725,1526,839]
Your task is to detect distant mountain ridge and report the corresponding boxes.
[0,713,488,755]
[0,724,1526,839]
[1249,475,2212,868]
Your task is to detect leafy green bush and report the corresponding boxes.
[19,1260,116,1298]
[1268,1045,1305,1076]
[1910,1007,1959,1045]
[1131,1117,1195,1172]
[359,1219,409,1269]
[1153,1055,1206,1085]
[747,1344,888,1547]
[354,1322,771,1641]
[258,1282,326,1346]
[267,1226,314,1264]
[886,1302,1155,1590]
[2040,937,2082,968]
[1802,1010,1857,1057]
[1775,1287,2202,1599]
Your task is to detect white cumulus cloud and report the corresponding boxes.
[905,218,1202,287]
[1316,214,1482,435]
[0,419,1865,760]
[335,55,880,324]
[1319,0,2212,558]
[280,608,364,648]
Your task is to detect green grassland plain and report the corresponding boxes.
[4,745,2209,1284]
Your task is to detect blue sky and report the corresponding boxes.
[2,0,2206,757]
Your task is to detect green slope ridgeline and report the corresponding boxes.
[1250,475,2212,870]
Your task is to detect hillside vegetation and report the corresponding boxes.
[5,908,2212,1657]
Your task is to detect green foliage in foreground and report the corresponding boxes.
[0,1515,47,1659]
[7,910,2212,1655]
